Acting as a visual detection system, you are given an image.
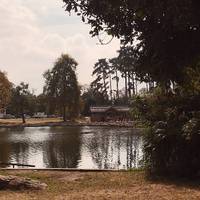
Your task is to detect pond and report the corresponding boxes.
[0,126,143,169]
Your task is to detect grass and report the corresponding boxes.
[0,170,200,200]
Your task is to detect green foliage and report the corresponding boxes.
[8,82,32,123]
[91,58,110,101]
[117,46,138,98]
[81,84,115,116]
[132,89,200,177]
[182,66,200,94]
[63,0,200,177]
[35,94,48,113]
[91,46,140,104]
[63,0,200,85]
[0,71,12,109]
[43,54,80,121]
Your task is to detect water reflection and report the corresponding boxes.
[0,130,10,164]
[0,126,143,169]
[43,127,81,168]
[82,127,142,169]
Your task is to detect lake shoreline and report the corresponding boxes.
[0,119,142,129]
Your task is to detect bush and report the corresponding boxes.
[132,88,200,177]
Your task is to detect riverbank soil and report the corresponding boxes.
[0,170,200,200]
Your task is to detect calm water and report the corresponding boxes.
[0,126,143,169]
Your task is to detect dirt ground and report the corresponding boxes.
[0,170,200,200]
[0,118,63,126]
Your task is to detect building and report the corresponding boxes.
[90,106,131,122]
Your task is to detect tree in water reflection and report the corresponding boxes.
[84,129,142,169]
[43,127,81,168]
[0,128,30,166]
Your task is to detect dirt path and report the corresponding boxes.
[0,170,200,200]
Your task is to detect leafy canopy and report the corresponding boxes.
[63,0,200,84]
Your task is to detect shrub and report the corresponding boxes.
[132,88,200,177]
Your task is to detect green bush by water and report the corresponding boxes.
[132,88,200,177]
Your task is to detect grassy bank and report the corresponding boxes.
[0,170,200,199]
[0,118,63,126]
[0,118,136,128]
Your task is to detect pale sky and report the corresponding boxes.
[0,0,120,94]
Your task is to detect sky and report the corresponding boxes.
[0,0,120,94]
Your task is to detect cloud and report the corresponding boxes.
[0,0,120,94]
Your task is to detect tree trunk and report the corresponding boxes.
[125,72,128,99]
[109,75,113,102]
[146,83,149,92]
[116,71,119,99]
[21,107,26,124]
[63,105,66,122]
[131,73,135,95]
[135,79,138,95]
[128,72,131,98]
[22,113,26,124]
[103,74,108,98]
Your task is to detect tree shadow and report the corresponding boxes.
[145,173,200,190]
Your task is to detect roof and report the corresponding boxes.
[90,106,130,113]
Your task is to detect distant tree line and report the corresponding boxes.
[81,46,154,115]
[0,54,81,123]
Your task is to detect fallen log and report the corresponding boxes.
[0,175,47,190]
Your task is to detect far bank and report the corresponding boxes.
[0,118,142,129]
